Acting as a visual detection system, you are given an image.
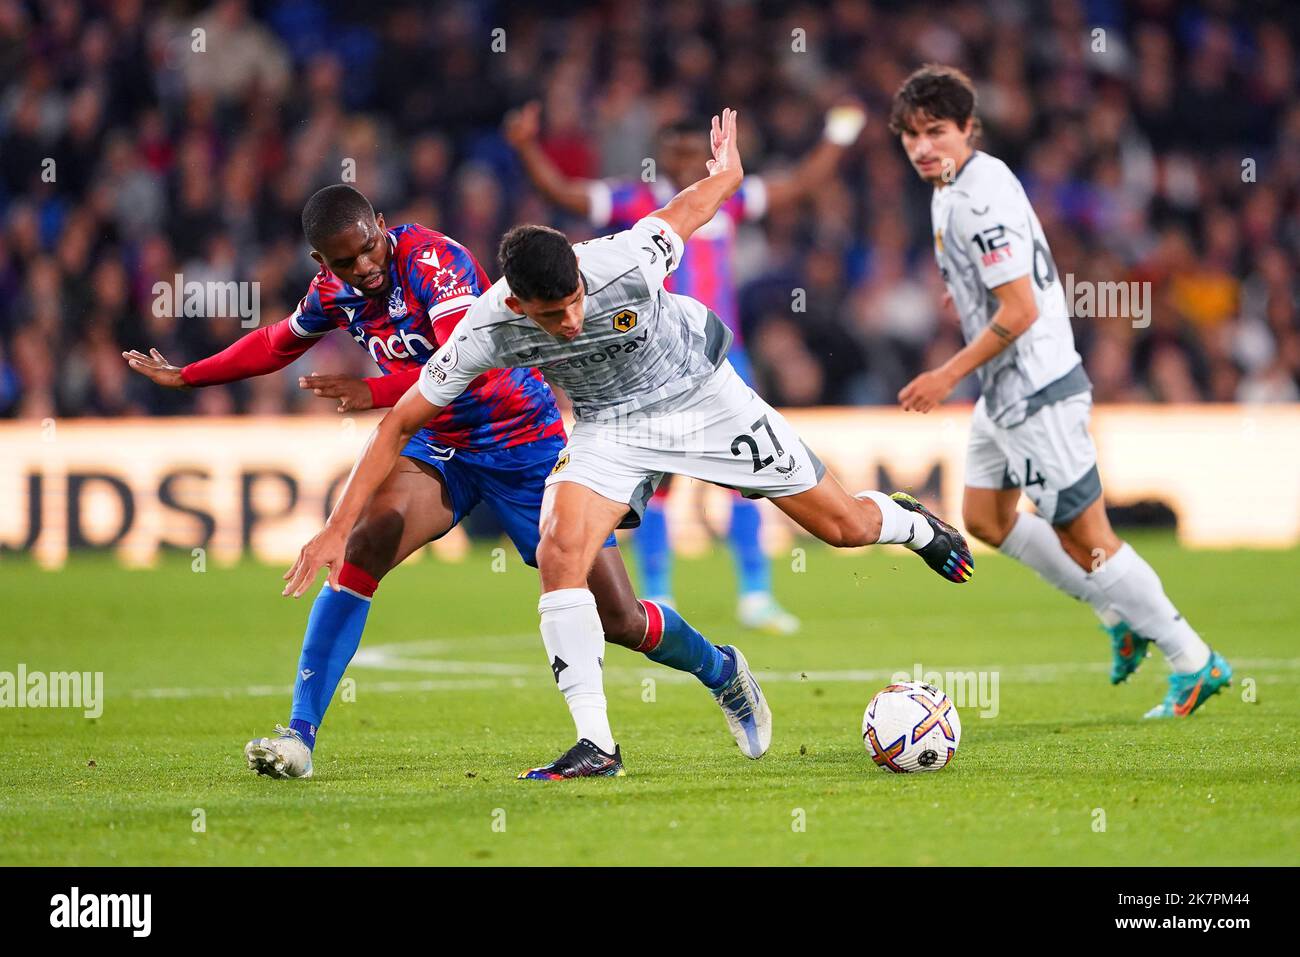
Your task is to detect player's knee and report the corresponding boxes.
[1056,522,1117,567]
[344,511,404,580]
[1057,508,1119,556]
[535,528,588,582]
[962,505,1008,548]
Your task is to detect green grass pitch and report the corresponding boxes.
[2,533,1297,866]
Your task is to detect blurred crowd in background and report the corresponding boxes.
[2,0,1298,419]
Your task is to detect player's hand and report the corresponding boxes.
[823,99,868,147]
[283,525,347,598]
[299,373,372,413]
[122,348,188,389]
[706,108,742,180]
[898,368,957,414]
[503,101,542,148]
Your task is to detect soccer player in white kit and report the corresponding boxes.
[284,109,974,778]
[890,66,1231,719]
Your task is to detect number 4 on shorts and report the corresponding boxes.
[1023,457,1045,488]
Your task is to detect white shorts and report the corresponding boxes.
[546,361,825,528]
[965,392,1101,525]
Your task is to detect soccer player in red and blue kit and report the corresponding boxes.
[505,101,866,635]
[124,185,763,780]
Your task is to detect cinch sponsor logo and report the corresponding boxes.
[49,887,151,937]
[551,331,649,370]
[353,328,435,363]
[0,665,103,718]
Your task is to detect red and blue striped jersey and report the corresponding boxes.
[289,223,563,451]
[587,177,767,342]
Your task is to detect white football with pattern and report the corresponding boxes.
[862,680,962,773]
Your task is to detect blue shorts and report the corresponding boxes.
[400,429,615,567]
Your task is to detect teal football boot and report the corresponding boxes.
[1104,621,1152,685]
[1144,651,1233,719]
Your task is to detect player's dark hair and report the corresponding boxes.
[301,184,376,250]
[499,225,580,303]
[888,64,980,139]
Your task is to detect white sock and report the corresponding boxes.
[538,588,615,753]
[999,512,1115,622]
[1087,544,1211,673]
[856,491,934,549]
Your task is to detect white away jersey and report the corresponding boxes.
[931,151,1085,426]
[419,216,734,422]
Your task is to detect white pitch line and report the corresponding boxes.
[122,649,1300,702]
[109,629,1300,702]
[353,639,1300,684]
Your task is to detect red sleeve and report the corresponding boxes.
[180,320,318,387]
[365,367,422,408]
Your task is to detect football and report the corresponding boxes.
[862,681,962,773]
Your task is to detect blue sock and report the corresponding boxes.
[289,718,317,750]
[634,498,673,599]
[642,600,735,691]
[289,579,373,750]
[728,496,770,596]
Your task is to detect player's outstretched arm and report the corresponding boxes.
[899,275,1039,413]
[282,383,442,597]
[121,348,189,389]
[124,319,318,390]
[760,102,867,213]
[503,101,593,218]
[651,108,744,243]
